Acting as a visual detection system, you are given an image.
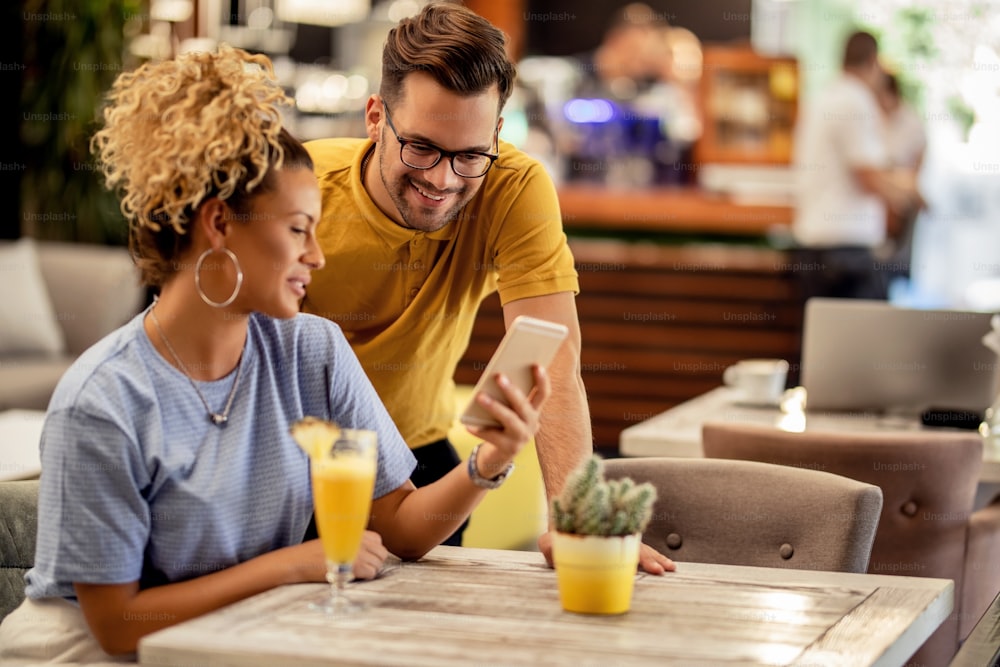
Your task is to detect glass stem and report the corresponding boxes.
[335,563,352,592]
[330,563,352,607]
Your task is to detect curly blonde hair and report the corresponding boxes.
[91,44,310,286]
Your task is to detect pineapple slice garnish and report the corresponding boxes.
[290,417,341,460]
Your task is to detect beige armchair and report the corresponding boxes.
[0,240,144,411]
[603,457,882,573]
[702,422,1000,667]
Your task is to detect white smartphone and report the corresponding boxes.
[459,315,569,428]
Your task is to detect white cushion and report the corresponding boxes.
[0,238,66,355]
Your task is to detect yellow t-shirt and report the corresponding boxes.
[302,138,579,449]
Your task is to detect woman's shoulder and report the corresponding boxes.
[48,313,152,412]
[249,312,346,350]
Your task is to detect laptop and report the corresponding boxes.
[800,298,998,414]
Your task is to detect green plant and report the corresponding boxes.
[551,455,656,537]
[20,0,140,243]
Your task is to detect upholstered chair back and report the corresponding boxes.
[603,457,882,574]
[702,422,1000,667]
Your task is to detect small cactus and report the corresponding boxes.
[551,455,657,537]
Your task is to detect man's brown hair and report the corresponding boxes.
[380,3,516,114]
[842,30,879,70]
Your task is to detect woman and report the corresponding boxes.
[0,45,547,663]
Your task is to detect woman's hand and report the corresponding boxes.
[466,365,551,471]
[352,530,389,580]
[293,531,387,582]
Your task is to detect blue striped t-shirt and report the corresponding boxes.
[25,310,416,600]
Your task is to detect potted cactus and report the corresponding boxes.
[550,455,657,615]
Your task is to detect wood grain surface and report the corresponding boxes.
[140,546,952,667]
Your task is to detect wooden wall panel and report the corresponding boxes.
[455,238,804,454]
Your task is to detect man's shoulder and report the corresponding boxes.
[827,75,878,109]
[492,140,544,175]
[480,140,555,203]
[305,137,367,175]
[802,75,878,132]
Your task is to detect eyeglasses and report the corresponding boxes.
[382,102,499,178]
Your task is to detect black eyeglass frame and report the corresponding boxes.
[381,102,499,179]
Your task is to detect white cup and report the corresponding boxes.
[723,359,789,406]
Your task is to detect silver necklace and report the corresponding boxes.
[148,306,244,426]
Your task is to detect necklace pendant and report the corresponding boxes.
[150,305,240,430]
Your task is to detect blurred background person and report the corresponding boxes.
[791,30,923,303]
[559,2,701,187]
[879,71,927,174]
[876,69,928,295]
[579,2,671,101]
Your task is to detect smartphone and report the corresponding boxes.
[459,315,569,428]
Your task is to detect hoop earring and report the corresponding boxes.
[195,247,243,308]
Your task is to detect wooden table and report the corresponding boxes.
[139,546,952,667]
[619,387,1000,486]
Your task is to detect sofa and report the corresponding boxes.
[0,238,145,411]
[0,239,142,621]
[0,479,38,621]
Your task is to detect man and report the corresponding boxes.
[302,3,672,573]
[792,30,923,302]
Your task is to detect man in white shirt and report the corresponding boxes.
[792,31,922,301]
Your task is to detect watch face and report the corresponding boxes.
[490,463,514,487]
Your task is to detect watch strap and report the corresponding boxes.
[467,442,514,489]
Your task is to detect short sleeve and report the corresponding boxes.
[31,407,151,591]
[489,162,579,305]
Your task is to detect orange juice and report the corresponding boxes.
[312,456,376,564]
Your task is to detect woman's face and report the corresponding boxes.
[222,166,325,319]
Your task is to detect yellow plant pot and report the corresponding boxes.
[552,532,641,615]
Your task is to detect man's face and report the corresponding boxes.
[368,72,501,232]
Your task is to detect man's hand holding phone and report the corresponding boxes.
[460,316,568,428]
[460,316,567,479]
[464,365,551,475]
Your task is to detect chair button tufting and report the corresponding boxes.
[666,533,682,549]
[779,543,794,560]
[901,501,918,517]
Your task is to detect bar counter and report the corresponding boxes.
[557,184,793,236]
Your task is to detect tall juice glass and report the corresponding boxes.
[310,428,377,615]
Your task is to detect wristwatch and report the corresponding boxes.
[467,443,514,489]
